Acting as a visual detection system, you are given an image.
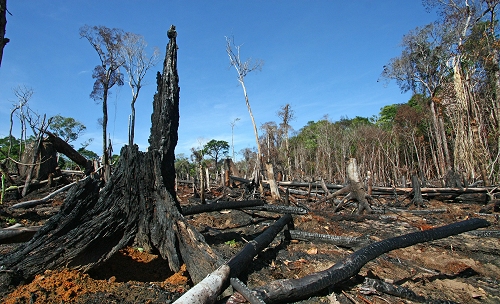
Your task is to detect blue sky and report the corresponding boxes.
[0,1,438,160]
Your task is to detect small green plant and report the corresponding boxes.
[224,239,238,248]
[6,218,17,225]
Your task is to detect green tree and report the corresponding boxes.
[48,115,86,143]
[377,104,400,130]
[175,153,193,180]
[0,136,20,162]
[203,139,229,176]
[77,147,99,160]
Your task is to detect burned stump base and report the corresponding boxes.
[0,145,222,292]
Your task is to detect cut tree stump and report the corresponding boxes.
[0,26,223,291]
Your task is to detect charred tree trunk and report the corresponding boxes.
[409,174,426,207]
[0,0,8,68]
[0,27,223,291]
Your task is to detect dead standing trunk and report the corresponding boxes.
[341,158,372,214]
[0,0,8,68]
[0,27,223,290]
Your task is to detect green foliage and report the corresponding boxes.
[224,239,238,247]
[175,153,195,179]
[110,154,120,165]
[377,104,400,129]
[77,147,99,160]
[202,139,229,169]
[49,115,86,143]
[0,136,21,161]
[336,116,373,130]
[203,140,229,158]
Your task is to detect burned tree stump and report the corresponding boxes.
[408,174,427,207]
[0,26,223,291]
[333,158,372,214]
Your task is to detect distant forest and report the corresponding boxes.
[179,1,500,187]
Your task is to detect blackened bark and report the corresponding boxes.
[0,0,8,67]
[0,27,223,290]
[149,30,180,204]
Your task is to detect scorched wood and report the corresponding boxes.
[0,26,222,291]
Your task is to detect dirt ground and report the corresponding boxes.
[0,182,499,303]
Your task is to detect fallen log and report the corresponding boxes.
[10,180,78,209]
[251,217,489,303]
[466,230,500,238]
[288,230,367,249]
[0,224,42,244]
[230,277,266,304]
[278,181,344,191]
[181,200,264,216]
[173,214,292,304]
[360,277,426,302]
[243,205,307,215]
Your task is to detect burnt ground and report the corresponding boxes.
[0,182,499,304]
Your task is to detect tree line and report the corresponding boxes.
[177,1,500,187]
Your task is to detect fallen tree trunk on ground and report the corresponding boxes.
[251,217,489,303]
[0,224,42,244]
[10,180,78,209]
[174,214,292,304]
[289,230,367,249]
[181,200,264,215]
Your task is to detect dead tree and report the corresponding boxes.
[317,158,372,214]
[0,27,223,291]
[0,0,9,68]
[408,174,427,207]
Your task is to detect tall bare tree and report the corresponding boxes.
[120,32,160,146]
[79,25,124,177]
[225,36,264,186]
